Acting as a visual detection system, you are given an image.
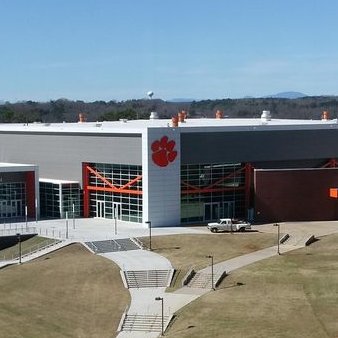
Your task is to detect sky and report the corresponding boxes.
[1,0,338,102]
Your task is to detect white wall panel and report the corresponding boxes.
[142,127,181,227]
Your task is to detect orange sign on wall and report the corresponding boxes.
[329,188,338,198]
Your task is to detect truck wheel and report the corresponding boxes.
[239,227,245,232]
[211,228,218,233]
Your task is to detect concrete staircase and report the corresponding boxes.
[85,238,140,253]
[119,314,170,333]
[282,234,316,247]
[123,269,174,288]
[187,272,213,289]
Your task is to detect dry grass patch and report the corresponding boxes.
[0,243,130,338]
[141,232,276,290]
[165,234,338,338]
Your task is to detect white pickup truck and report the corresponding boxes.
[207,218,251,233]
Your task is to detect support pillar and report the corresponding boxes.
[82,163,90,218]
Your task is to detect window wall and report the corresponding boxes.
[88,163,142,223]
[181,163,245,223]
[0,182,26,219]
[40,181,81,218]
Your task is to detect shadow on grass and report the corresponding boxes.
[218,281,245,290]
[153,246,181,251]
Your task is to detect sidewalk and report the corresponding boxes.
[2,218,338,337]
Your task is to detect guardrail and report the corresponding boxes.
[131,237,144,249]
[0,238,62,261]
[0,226,37,237]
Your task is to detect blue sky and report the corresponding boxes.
[1,0,338,102]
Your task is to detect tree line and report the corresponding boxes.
[0,96,337,123]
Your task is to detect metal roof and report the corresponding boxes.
[0,117,337,134]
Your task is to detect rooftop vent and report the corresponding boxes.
[78,113,86,123]
[149,111,159,120]
[215,110,224,119]
[321,111,329,121]
[261,110,271,122]
[119,118,128,123]
[172,115,179,127]
[178,110,186,123]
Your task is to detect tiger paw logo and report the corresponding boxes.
[151,136,177,167]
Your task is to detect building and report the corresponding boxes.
[1,111,338,227]
[0,163,39,221]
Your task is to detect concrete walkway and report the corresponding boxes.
[2,219,338,337]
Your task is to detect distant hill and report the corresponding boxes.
[263,91,308,99]
[168,98,195,103]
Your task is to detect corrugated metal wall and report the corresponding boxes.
[254,168,338,222]
[0,132,142,182]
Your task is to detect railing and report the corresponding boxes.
[0,226,37,237]
[0,238,62,261]
[131,237,144,249]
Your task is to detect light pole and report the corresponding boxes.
[72,203,75,229]
[35,198,38,224]
[25,205,28,229]
[206,255,215,290]
[114,205,117,236]
[66,211,69,239]
[145,221,152,251]
[155,296,164,336]
[276,223,281,255]
[16,233,22,264]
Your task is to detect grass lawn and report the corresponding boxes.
[165,233,338,338]
[141,232,276,290]
[0,243,130,338]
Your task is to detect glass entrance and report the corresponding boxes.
[96,201,105,218]
[0,200,23,218]
[223,201,235,218]
[11,200,22,218]
[204,203,219,221]
[0,201,7,218]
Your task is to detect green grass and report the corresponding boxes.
[140,232,276,290]
[165,234,338,338]
[0,236,56,260]
[0,243,130,338]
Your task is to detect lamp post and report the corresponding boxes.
[145,221,152,251]
[25,205,28,229]
[206,255,215,290]
[16,233,22,264]
[155,296,164,336]
[114,205,117,236]
[277,223,280,255]
[72,203,75,230]
[66,211,69,239]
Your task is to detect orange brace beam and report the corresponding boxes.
[181,166,245,194]
[87,186,142,195]
[86,164,142,195]
[121,175,143,189]
[205,167,245,190]
[182,186,245,194]
[86,165,117,189]
[322,159,338,168]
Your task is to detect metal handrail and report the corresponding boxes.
[0,227,37,237]
[0,238,61,261]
